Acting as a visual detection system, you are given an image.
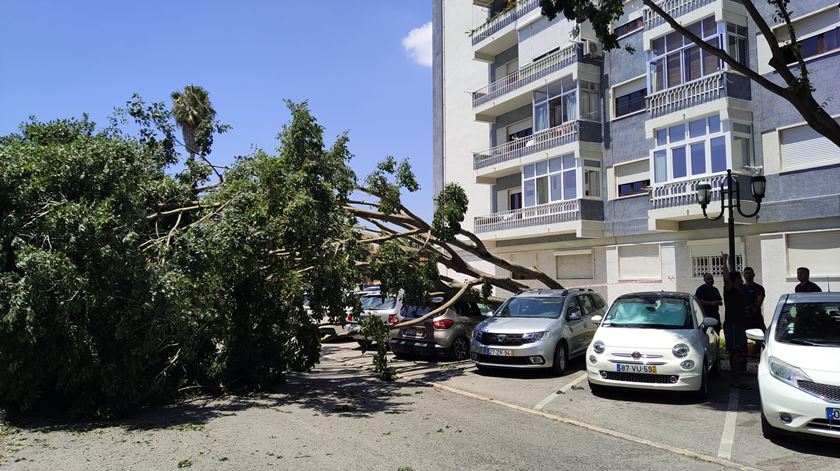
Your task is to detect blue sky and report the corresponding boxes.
[0,1,434,218]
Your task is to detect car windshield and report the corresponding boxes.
[603,296,693,329]
[495,297,565,319]
[774,302,840,346]
[361,295,397,310]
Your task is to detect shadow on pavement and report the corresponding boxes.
[474,356,587,380]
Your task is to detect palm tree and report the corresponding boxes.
[171,85,215,158]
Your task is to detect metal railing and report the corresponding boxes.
[474,199,581,233]
[471,0,540,45]
[473,121,579,170]
[646,71,725,118]
[650,173,726,209]
[643,0,716,29]
[472,43,580,107]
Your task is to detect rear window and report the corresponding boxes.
[604,296,693,329]
[402,303,443,319]
[361,295,397,310]
[774,302,840,346]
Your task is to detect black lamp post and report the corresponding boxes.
[696,169,766,272]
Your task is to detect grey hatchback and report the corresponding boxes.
[471,289,607,375]
[389,300,488,360]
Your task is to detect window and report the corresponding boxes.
[781,26,840,64]
[648,17,721,93]
[555,252,594,279]
[618,179,649,197]
[615,16,644,38]
[650,114,738,182]
[786,231,840,276]
[580,81,600,121]
[618,244,661,280]
[614,159,649,198]
[726,23,748,66]
[533,76,578,132]
[691,255,743,277]
[523,154,577,206]
[615,88,646,117]
[578,295,596,314]
[509,191,523,210]
[589,294,606,310]
[584,170,601,197]
[780,120,840,171]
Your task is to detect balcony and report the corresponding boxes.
[646,71,750,119]
[473,43,580,108]
[474,199,604,240]
[647,173,756,230]
[474,121,579,171]
[471,0,540,61]
[643,0,716,30]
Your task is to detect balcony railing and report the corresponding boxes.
[474,199,580,233]
[473,121,579,170]
[643,0,716,30]
[471,0,540,45]
[650,173,726,209]
[646,71,725,118]
[472,43,580,107]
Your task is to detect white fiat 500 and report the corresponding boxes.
[587,292,720,398]
[747,292,840,440]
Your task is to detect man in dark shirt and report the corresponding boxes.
[695,273,722,333]
[721,253,749,389]
[795,267,822,293]
[742,267,766,332]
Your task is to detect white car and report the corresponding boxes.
[347,290,405,347]
[747,292,840,440]
[587,292,720,399]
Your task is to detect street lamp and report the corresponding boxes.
[695,169,766,271]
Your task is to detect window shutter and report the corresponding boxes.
[787,231,840,276]
[618,244,661,279]
[780,123,840,171]
[555,253,594,279]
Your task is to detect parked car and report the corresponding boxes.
[347,290,404,347]
[586,292,720,398]
[470,289,607,375]
[746,292,840,440]
[389,299,487,360]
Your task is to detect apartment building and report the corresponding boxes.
[432,0,840,321]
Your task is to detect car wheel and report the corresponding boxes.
[549,341,568,376]
[450,336,470,361]
[693,359,709,401]
[761,412,777,440]
[392,350,408,360]
[710,354,721,378]
[357,340,372,350]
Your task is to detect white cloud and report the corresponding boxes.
[402,22,433,68]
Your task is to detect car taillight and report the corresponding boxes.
[346,313,354,322]
[387,314,398,325]
[432,319,454,329]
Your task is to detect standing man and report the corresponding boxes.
[742,267,766,332]
[721,253,750,389]
[695,273,722,334]
[795,267,822,293]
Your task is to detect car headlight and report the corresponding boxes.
[593,341,605,354]
[672,343,690,358]
[521,331,548,342]
[768,356,813,389]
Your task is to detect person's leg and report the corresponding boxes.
[730,349,742,384]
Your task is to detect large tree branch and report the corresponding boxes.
[391,279,484,329]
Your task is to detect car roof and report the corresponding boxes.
[515,288,599,298]
[782,292,840,303]
[615,291,693,300]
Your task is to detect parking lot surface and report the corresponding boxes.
[322,339,840,471]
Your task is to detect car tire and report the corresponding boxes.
[761,412,777,440]
[450,336,470,361]
[693,359,709,401]
[710,354,721,378]
[392,350,408,360]
[549,341,568,376]
[357,340,372,350]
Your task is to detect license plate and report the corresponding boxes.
[402,327,425,338]
[616,364,657,374]
[485,348,514,357]
[827,408,840,421]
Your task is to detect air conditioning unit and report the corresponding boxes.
[585,40,604,58]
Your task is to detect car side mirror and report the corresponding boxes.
[745,328,764,342]
[703,317,719,328]
[590,315,603,323]
[567,310,582,321]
